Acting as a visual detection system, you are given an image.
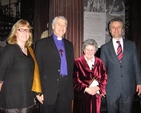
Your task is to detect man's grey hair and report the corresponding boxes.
[52,16,68,26]
[82,39,98,52]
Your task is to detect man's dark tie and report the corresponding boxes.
[116,41,123,63]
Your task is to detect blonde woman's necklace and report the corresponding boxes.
[18,44,27,55]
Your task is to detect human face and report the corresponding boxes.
[84,45,96,61]
[110,21,123,40]
[15,26,30,44]
[52,18,67,37]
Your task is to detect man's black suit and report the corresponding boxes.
[35,35,74,113]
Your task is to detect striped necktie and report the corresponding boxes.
[116,41,123,63]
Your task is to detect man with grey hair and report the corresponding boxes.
[35,16,74,113]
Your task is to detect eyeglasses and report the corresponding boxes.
[18,28,30,33]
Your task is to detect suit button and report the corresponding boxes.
[58,69,60,72]
[121,75,123,77]
[120,65,122,68]
[57,79,59,81]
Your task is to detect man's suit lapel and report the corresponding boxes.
[121,39,127,63]
[49,36,61,59]
[63,39,69,60]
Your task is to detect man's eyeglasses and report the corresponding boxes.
[18,28,30,33]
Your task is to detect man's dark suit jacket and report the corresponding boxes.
[35,35,74,105]
[100,39,141,97]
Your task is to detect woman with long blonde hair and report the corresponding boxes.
[0,19,42,113]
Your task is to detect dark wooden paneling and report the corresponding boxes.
[33,0,49,43]
[126,0,141,63]
[21,0,34,24]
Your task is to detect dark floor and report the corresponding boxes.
[33,93,141,113]
[101,101,141,113]
[33,100,141,113]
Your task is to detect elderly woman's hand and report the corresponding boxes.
[84,86,100,95]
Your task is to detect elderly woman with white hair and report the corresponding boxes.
[73,39,107,113]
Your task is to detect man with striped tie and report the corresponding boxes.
[100,18,141,113]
